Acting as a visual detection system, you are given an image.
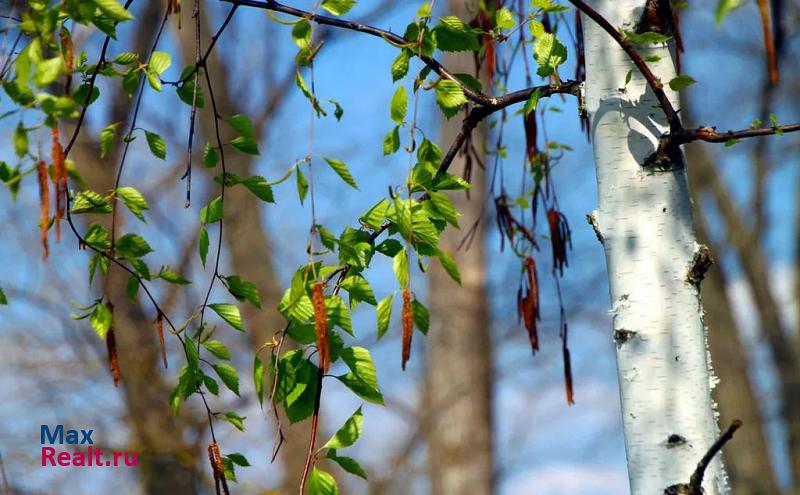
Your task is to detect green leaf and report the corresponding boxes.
[495,7,515,29]
[623,30,671,45]
[72,190,112,214]
[158,266,190,285]
[34,57,63,88]
[199,226,209,266]
[0,287,6,305]
[113,52,138,65]
[90,302,112,338]
[307,468,339,495]
[412,299,429,334]
[668,75,697,91]
[227,114,255,138]
[433,16,479,52]
[128,275,140,299]
[383,126,400,155]
[226,453,250,467]
[254,355,265,406]
[208,303,244,331]
[376,294,393,340]
[390,86,408,125]
[327,296,353,335]
[523,88,541,116]
[116,186,149,222]
[323,407,363,449]
[360,199,390,230]
[147,51,171,75]
[200,196,223,224]
[203,340,231,360]
[324,158,359,190]
[213,363,240,395]
[435,80,467,118]
[95,0,134,21]
[231,136,260,155]
[144,130,166,160]
[393,249,409,289]
[338,346,383,404]
[376,239,403,257]
[296,168,308,204]
[391,50,410,82]
[341,275,377,307]
[330,99,344,121]
[429,191,459,227]
[715,0,747,25]
[116,233,153,258]
[327,450,367,479]
[225,275,261,308]
[242,176,274,202]
[224,411,246,431]
[436,250,461,284]
[100,123,119,159]
[533,32,568,77]
[203,143,219,168]
[320,0,356,16]
[13,123,28,158]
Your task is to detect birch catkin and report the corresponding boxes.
[312,282,330,373]
[36,160,50,260]
[401,289,413,370]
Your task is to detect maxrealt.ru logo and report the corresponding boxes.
[40,425,138,467]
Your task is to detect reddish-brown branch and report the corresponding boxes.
[679,123,800,144]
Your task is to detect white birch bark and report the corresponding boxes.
[581,2,728,493]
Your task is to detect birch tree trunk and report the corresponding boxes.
[581,2,727,493]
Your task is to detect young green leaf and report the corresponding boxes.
[199,226,209,266]
[213,363,240,395]
[95,0,134,21]
[376,294,393,340]
[391,51,410,82]
[99,122,119,158]
[144,130,166,160]
[437,250,461,285]
[324,158,359,190]
[307,468,339,495]
[208,303,244,331]
[0,287,7,305]
[668,75,697,91]
[203,143,219,167]
[433,16,479,52]
[147,51,171,75]
[320,0,356,16]
[116,186,149,222]
[200,196,223,224]
[393,249,409,289]
[435,80,467,118]
[390,86,408,125]
[412,299,429,334]
[116,233,154,258]
[158,266,190,285]
[323,406,363,449]
[224,411,246,431]
[225,275,261,308]
[90,302,112,338]
[254,355,265,406]
[383,126,400,155]
[296,168,309,203]
[533,32,568,77]
[203,340,232,360]
[327,450,368,479]
[338,346,383,405]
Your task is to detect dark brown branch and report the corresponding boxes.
[664,420,743,495]
[223,0,503,106]
[678,123,800,144]
[567,0,681,132]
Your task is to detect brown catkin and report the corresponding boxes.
[208,442,229,495]
[156,313,167,368]
[59,29,73,94]
[401,289,413,370]
[36,160,50,260]
[105,302,119,387]
[51,126,66,241]
[312,282,330,373]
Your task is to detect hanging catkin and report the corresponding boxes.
[312,281,330,373]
